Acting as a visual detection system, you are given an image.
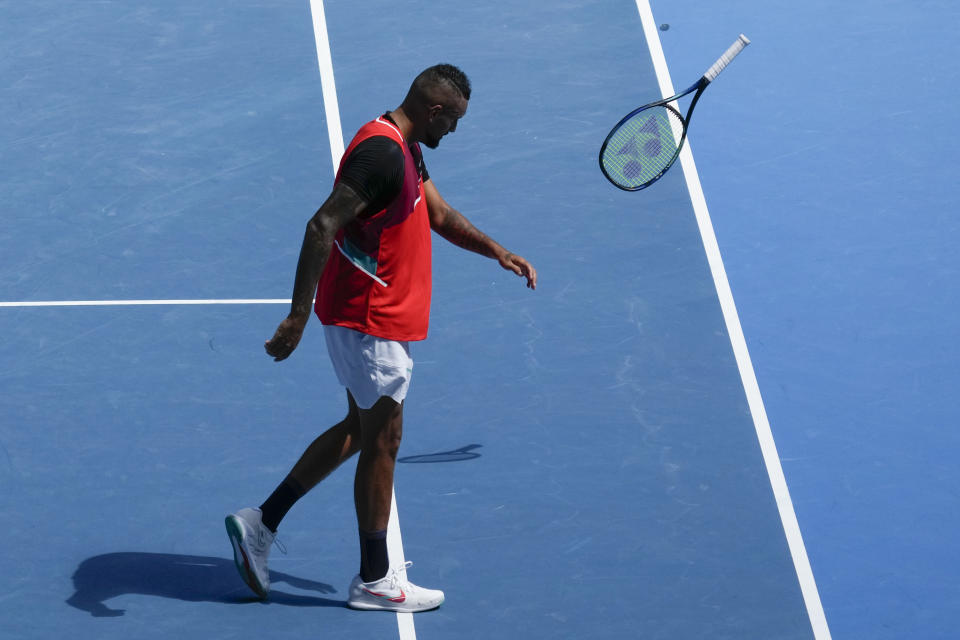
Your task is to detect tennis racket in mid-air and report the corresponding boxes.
[599,34,750,191]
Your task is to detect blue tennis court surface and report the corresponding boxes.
[2,1,957,639]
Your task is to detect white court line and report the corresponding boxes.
[0,299,289,307]
[307,2,414,638]
[309,0,345,169]
[633,2,832,639]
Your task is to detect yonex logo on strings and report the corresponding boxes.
[616,115,664,179]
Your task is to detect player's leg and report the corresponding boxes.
[347,397,444,612]
[225,392,361,598]
[277,390,363,510]
[354,396,404,582]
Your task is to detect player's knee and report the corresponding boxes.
[359,396,403,455]
[368,425,402,458]
[383,434,403,460]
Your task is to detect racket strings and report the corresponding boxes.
[600,106,683,189]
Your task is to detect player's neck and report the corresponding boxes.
[387,107,415,143]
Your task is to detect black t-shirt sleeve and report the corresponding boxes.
[338,135,430,214]
[338,136,406,213]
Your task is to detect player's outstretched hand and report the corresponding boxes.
[498,252,537,290]
[265,315,308,361]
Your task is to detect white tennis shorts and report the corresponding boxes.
[323,324,414,410]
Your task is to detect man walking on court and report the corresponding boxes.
[225,64,537,612]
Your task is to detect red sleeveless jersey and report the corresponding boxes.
[314,117,432,341]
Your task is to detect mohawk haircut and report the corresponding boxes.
[416,63,471,101]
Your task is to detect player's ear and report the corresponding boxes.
[427,104,443,120]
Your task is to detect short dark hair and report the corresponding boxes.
[417,63,471,101]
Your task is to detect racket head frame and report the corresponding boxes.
[598,79,705,191]
[598,34,749,191]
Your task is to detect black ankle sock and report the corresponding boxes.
[359,529,389,582]
[259,477,306,533]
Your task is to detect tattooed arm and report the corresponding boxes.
[264,182,370,361]
[424,179,537,290]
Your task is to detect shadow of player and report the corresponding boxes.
[66,552,343,617]
[398,443,482,464]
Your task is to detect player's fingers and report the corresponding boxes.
[265,335,290,361]
[517,261,536,288]
[265,338,279,357]
[503,254,536,289]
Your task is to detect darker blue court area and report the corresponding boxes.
[7,1,955,639]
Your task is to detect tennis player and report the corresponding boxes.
[226,64,536,612]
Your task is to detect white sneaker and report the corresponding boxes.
[225,507,274,598]
[347,562,444,612]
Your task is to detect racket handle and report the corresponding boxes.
[703,34,750,83]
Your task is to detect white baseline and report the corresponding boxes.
[0,299,289,307]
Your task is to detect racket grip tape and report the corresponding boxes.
[703,34,750,83]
